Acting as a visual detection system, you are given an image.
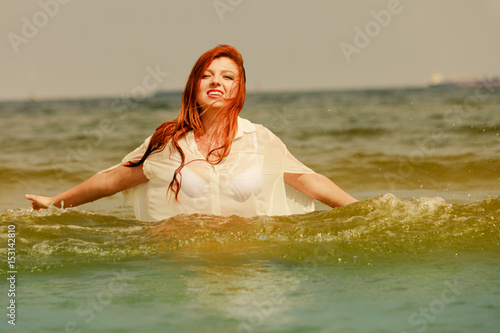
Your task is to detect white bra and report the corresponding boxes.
[180,132,263,203]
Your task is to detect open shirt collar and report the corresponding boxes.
[234,117,257,140]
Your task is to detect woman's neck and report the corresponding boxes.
[199,106,222,137]
[196,106,224,159]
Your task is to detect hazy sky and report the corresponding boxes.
[2,0,500,101]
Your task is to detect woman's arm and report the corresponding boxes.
[25,164,148,210]
[284,173,358,208]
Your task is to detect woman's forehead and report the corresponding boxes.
[207,57,239,73]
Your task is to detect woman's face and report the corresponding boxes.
[196,57,240,111]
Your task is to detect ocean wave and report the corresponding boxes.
[351,153,500,188]
[297,127,388,140]
[452,124,500,135]
[0,165,102,185]
[1,194,498,273]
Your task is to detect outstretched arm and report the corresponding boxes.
[284,172,358,208]
[26,164,148,210]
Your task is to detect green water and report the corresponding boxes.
[1,87,499,332]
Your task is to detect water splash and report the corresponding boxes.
[1,194,499,273]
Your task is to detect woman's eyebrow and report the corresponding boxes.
[221,70,237,75]
[204,69,237,75]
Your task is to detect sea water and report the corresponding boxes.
[0,87,499,332]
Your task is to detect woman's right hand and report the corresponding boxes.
[25,194,55,210]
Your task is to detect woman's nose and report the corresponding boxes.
[210,75,221,86]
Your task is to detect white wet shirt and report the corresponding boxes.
[117,117,315,222]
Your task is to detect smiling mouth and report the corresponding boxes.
[207,90,223,97]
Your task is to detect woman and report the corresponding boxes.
[26,45,358,222]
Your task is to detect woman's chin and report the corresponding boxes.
[207,100,229,110]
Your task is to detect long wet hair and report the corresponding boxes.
[126,45,247,199]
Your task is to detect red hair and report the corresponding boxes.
[126,45,247,199]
